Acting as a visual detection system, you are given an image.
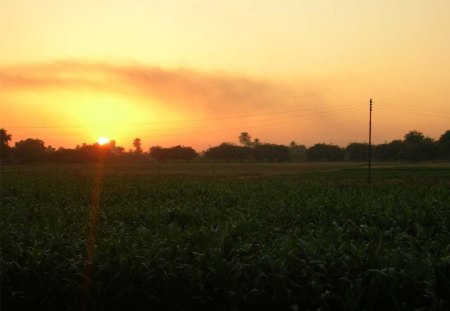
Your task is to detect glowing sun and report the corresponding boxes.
[97,137,110,146]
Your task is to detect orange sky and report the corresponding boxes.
[1,0,449,150]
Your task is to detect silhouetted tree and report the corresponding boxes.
[402,130,438,162]
[75,144,105,162]
[0,128,12,163]
[238,132,252,147]
[205,143,251,161]
[114,146,124,153]
[149,146,164,161]
[438,130,450,160]
[5,128,447,164]
[46,142,120,163]
[172,145,197,161]
[306,144,345,161]
[150,146,197,162]
[289,142,307,162]
[346,143,369,161]
[404,130,425,144]
[0,128,11,146]
[252,144,290,161]
[14,139,46,163]
[374,140,403,161]
[133,138,143,153]
[48,147,77,163]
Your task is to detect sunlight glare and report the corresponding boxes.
[97,137,110,145]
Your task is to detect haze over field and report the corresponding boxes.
[1,0,449,150]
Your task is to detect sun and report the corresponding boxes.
[97,137,110,146]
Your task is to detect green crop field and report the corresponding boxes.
[1,162,450,310]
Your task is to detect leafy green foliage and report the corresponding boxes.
[1,165,450,310]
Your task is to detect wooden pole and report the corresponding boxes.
[369,98,373,184]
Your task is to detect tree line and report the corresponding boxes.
[1,128,449,164]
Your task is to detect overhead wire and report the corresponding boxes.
[10,101,446,143]
[376,105,450,117]
[140,108,366,140]
[6,104,360,129]
[376,102,450,113]
[4,103,363,129]
[9,104,365,138]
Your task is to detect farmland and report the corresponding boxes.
[1,162,450,310]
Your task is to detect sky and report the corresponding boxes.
[1,0,449,150]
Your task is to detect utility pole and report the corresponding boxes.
[368,98,373,184]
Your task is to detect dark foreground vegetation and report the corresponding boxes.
[1,163,450,310]
[1,128,450,164]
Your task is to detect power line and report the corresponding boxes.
[377,102,450,114]
[135,108,365,140]
[4,103,363,129]
[9,106,365,138]
[376,106,450,117]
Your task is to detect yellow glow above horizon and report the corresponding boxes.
[0,72,189,149]
[1,0,450,150]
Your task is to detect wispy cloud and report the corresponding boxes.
[2,60,359,148]
[0,60,325,115]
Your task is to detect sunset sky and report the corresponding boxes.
[1,0,449,150]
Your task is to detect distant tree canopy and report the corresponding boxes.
[238,132,253,147]
[204,143,251,161]
[204,142,291,162]
[14,139,46,163]
[252,144,290,161]
[404,130,425,144]
[1,129,450,164]
[133,138,143,154]
[289,142,307,162]
[0,128,12,163]
[373,131,438,162]
[306,143,345,161]
[47,143,116,163]
[438,130,450,160]
[373,140,404,161]
[402,130,438,162]
[150,146,197,162]
[0,128,11,146]
[346,143,369,161]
